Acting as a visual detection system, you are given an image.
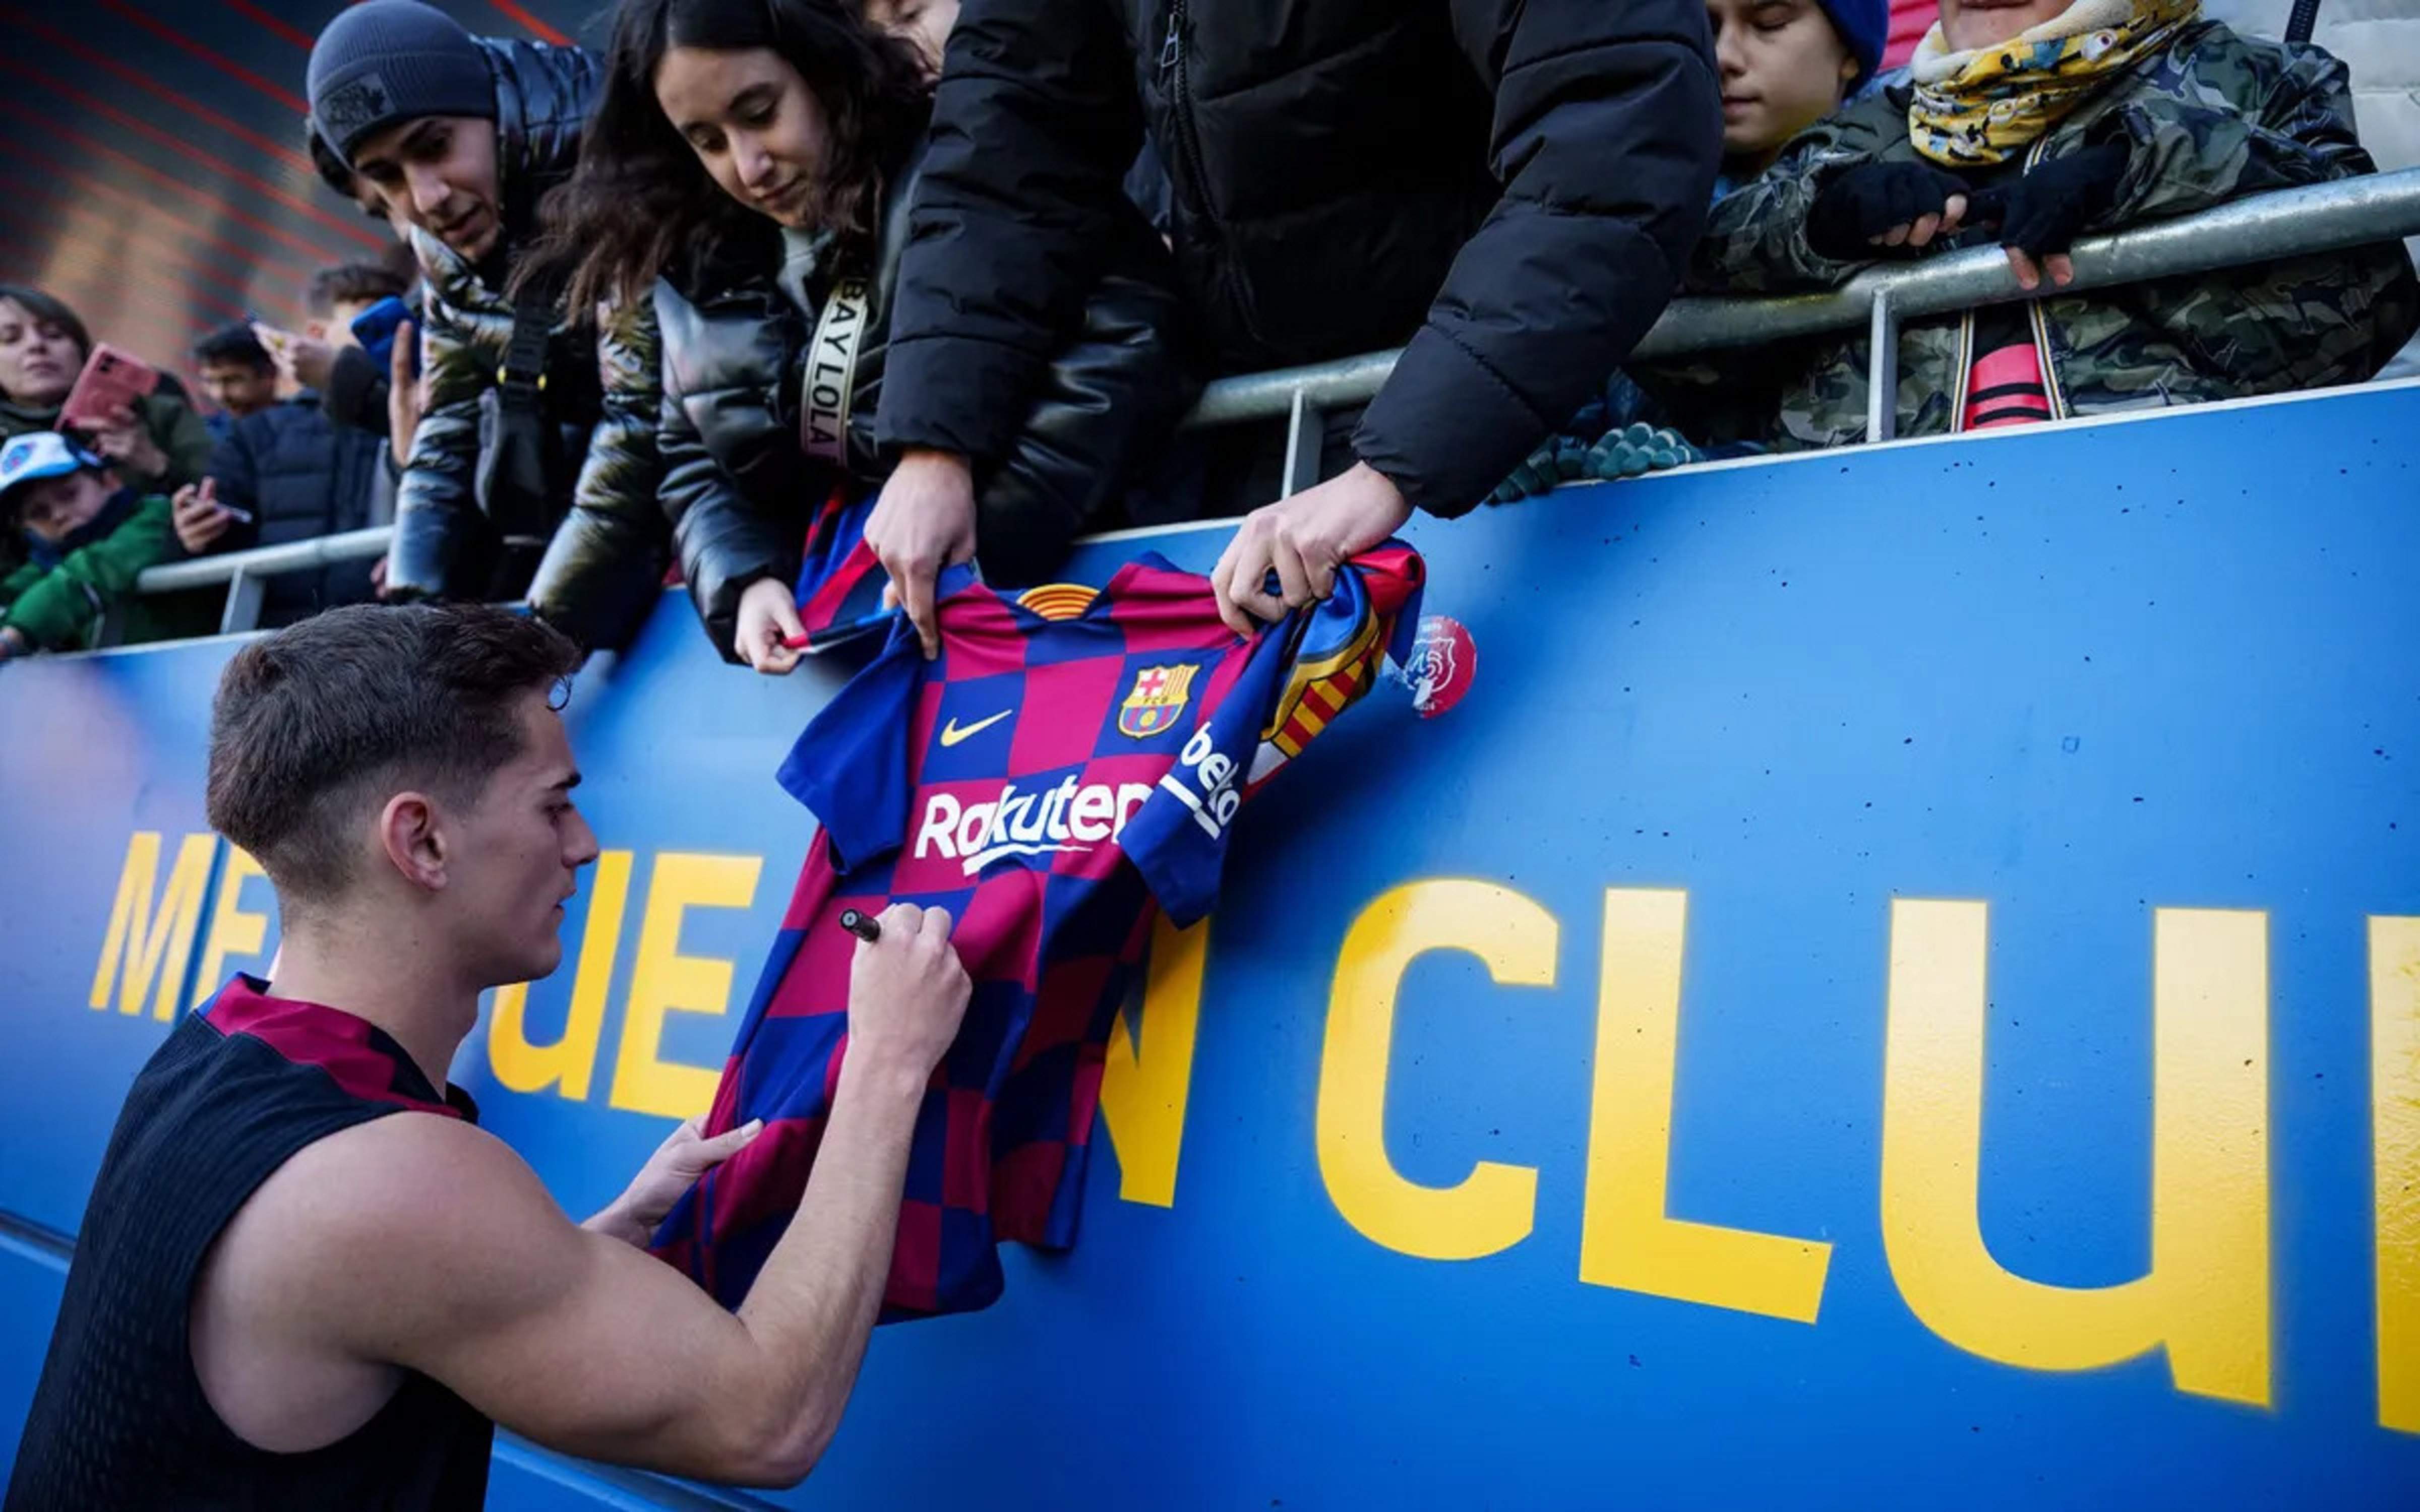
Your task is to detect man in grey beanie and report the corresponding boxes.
[305,0,672,655]
[311,0,507,265]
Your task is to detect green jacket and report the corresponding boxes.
[1670,21,2420,450]
[0,386,215,598]
[0,493,191,650]
[0,386,215,497]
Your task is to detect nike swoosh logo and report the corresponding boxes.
[939,710,1012,747]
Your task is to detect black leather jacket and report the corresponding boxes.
[389,38,669,651]
[657,143,1196,659]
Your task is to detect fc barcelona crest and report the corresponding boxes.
[1118,664,1196,739]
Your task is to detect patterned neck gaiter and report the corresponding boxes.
[1908,0,2199,167]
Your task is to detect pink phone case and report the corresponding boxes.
[59,344,162,430]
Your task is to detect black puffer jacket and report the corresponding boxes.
[877,0,1721,519]
[659,144,1196,659]
[390,38,668,651]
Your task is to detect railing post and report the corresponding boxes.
[1865,287,1899,444]
[218,565,266,636]
[1281,386,1324,499]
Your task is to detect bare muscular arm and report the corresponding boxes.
[203,904,966,1487]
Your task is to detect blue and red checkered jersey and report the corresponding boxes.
[788,488,891,649]
[651,543,1425,1317]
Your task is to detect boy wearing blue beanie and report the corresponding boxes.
[309,0,505,264]
[1708,0,1887,185]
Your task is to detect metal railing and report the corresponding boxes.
[138,168,2420,635]
[138,525,392,636]
[1179,166,2420,462]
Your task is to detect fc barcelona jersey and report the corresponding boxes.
[651,544,1425,1317]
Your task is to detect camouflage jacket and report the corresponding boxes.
[1669,21,2419,450]
[392,38,669,652]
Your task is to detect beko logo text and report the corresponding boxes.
[1155,726,1241,840]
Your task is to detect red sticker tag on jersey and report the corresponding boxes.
[1406,614,1475,719]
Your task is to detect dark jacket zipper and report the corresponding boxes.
[1159,3,1268,350]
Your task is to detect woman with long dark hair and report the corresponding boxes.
[531,0,1192,671]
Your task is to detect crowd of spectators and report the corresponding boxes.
[0,0,2411,662]
[173,265,411,629]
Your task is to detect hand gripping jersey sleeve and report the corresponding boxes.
[1124,543,1423,926]
[653,544,1423,1318]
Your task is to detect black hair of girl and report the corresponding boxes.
[0,285,92,377]
[528,0,931,316]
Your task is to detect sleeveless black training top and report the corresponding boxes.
[5,975,494,1510]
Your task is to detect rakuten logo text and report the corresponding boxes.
[912,778,1155,874]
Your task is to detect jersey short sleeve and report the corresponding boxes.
[776,628,922,870]
[1123,543,1424,926]
[791,488,884,636]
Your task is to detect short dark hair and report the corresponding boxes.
[207,604,581,906]
[304,263,410,320]
[194,324,274,372]
[0,285,91,367]
[305,117,356,198]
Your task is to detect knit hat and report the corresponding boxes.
[309,0,496,165]
[1816,0,1890,90]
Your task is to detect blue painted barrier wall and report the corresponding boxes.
[4,386,2419,1508]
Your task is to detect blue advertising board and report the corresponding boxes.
[3,384,2418,1507]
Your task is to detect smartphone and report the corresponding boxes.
[348,296,416,377]
[183,481,253,526]
[59,344,162,430]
